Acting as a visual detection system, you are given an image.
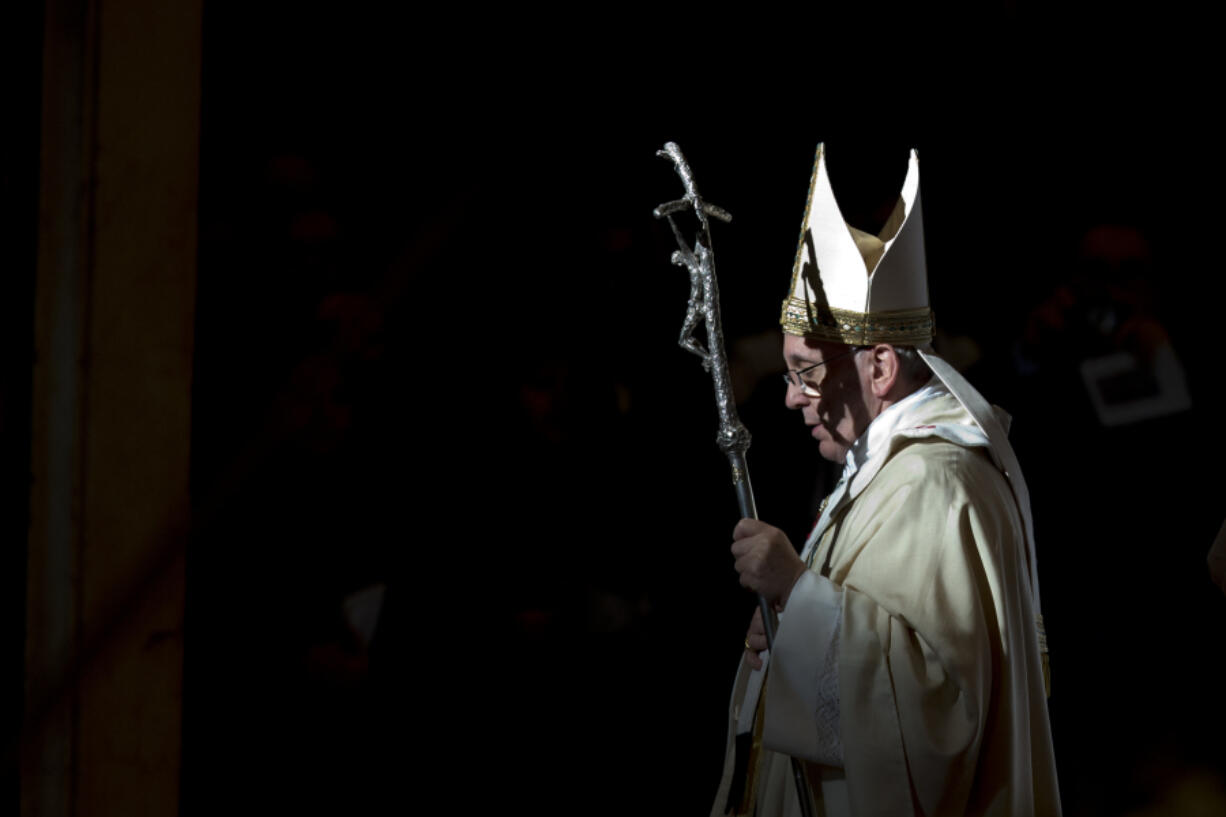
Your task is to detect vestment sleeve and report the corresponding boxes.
[761,570,844,766]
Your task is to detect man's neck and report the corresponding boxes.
[866,378,926,426]
[846,377,943,469]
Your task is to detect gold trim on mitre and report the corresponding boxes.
[780,144,934,347]
[781,298,935,346]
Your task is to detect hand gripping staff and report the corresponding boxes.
[654,142,816,817]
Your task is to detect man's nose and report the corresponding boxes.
[784,381,811,410]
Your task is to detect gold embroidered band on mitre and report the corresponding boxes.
[780,298,935,346]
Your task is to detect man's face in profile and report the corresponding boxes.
[782,334,871,463]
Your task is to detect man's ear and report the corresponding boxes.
[869,344,900,399]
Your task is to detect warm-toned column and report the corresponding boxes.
[24,0,202,815]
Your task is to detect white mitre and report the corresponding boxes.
[780,144,935,345]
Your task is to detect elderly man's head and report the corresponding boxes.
[782,334,931,462]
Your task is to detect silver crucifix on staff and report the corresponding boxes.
[654,142,815,817]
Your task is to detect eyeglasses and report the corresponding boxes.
[781,348,859,397]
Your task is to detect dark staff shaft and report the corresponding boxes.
[727,451,778,647]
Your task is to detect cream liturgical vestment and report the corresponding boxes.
[711,381,1061,817]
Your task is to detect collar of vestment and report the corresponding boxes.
[843,377,992,501]
[801,377,991,563]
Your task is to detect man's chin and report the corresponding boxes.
[817,439,847,463]
[809,424,846,462]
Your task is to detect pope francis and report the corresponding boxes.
[712,145,1061,817]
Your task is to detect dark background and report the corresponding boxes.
[11,3,1226,815]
